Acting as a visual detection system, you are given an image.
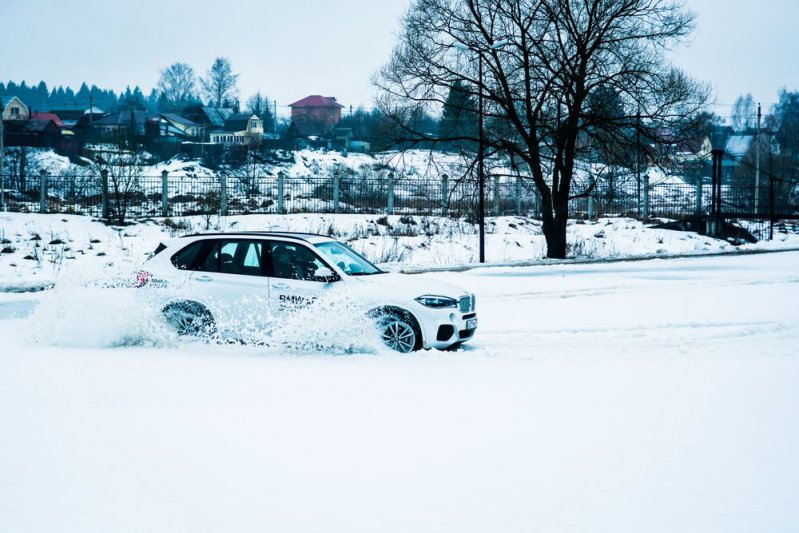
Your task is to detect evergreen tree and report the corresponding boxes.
[438,80,478,152]
[76,82,90,107]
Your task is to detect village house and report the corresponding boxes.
[209,113,263,145]
[1,97,67,149]
[91,111,159,137]
[1,96,30,121]
[289,95,343,137]
[160,113,201,140]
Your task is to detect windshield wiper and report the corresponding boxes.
[348,271,387,276]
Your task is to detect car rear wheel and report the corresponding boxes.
[163,301,216,338]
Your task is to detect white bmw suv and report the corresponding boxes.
[136,232,477,352]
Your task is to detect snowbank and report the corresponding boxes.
[1,211,798,291]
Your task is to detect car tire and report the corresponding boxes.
[372,309,422,353]
[163,301,217,338]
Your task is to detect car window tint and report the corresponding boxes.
[197,240,264,276]
[269,242,326,281]
[171,241,204,270]
[198,242,220,272]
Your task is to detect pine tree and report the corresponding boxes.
[438,80,478,152]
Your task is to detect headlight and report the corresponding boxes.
[415,295,458,308]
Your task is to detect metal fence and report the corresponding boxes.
[1,170,797,223]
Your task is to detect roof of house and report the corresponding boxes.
[221,113,259,132]
[92,111,156,126]
[161,113,199,127]
[2,96,28,112]
[724,135,753,157]
[5,119,60,134]
[31,112,65,128]
[289,95,343,108]
[53,109,85,121]
[202,107,233,127]
[675,136,709,155]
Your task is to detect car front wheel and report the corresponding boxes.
[375,311,422,353]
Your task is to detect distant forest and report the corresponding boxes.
[0,80,153,113]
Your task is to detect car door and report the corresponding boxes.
[187,239,271,335]
[265,240,342,315]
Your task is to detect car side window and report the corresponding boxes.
[268,242,328,281]
[171,241,205,270]
[196,240,264,276]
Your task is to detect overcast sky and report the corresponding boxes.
[1,0,797,119]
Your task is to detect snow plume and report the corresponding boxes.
[26,266,176,349]
[211,291,386,355]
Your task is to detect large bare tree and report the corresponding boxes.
[156,62,198,112]
[376,0,708,258]
[201,57,239,108]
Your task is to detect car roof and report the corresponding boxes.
[182,231,335,244]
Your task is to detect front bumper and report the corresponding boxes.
[416,307,478,349]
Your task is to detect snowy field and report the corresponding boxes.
[1,251,798,532]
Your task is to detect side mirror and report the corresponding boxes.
[313,266,339,282]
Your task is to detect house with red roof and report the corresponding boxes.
[30,112,65,128]
[289,95,343,137]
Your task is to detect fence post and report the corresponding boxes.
[642,173,650,219]
[493,176,500,216]
[161,170,169,217]
[39,170,47,214]
[515,176,522,216]
[695,179,703,215]
[441,174,449,215]
[587,185,596,221]
[277,172,285,214]
[101,169,109,219]
[387,173,395,215]
[220,175,228,216]
[333,172,340,214]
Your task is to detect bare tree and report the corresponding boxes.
[732,93,756,132]
[246,92,275,131]
[201,57,239,108]
[95,133,148,224]
[156,62,198,112]
[247,93,266,117]
[376,0,708,258]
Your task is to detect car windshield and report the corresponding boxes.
[314,241,384,276]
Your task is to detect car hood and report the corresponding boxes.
[346,272,468,301]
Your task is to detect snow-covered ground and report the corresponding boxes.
[1,251,798,532]
[2,211,798,291]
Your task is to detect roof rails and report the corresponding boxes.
[182,231,332,241]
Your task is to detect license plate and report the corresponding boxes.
[466,318,478,330]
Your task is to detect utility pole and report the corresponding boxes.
[1,98,5,212]
[755,102,761,214]
[478,53,486,264]
[273,99,278,134]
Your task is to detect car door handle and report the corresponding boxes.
[273,283,289,290]
[195,275,213,282]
